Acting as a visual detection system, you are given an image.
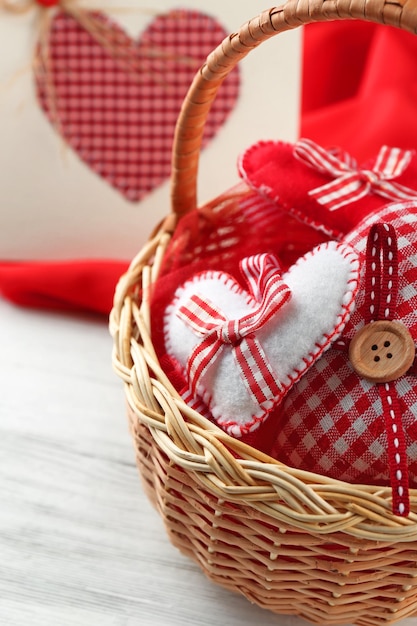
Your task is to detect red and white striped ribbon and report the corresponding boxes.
[177,254,291,408]
[294,138,417,212]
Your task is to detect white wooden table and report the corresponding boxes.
[1,298,416,626]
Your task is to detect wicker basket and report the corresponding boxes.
[110,2,417,624]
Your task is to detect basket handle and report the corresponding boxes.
[170,0,417,217]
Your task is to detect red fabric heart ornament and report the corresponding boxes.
[272,201,417,516]
[239,139,417,238]
[164,243,359,437]
[36,9,240,202]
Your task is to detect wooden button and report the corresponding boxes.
[349,321,415,383]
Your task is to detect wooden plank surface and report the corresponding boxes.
[1,299,416,626]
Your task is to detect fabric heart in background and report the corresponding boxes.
[2,20,417,315]
[36,9,240,203]
[239,139,417,239]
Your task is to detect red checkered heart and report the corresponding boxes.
[36,9,240,202]
[164,242,359,437]
[273,201,417,515]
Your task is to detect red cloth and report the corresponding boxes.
[301,22,417,161]
[2,21,417,315]
[0,260,127,315]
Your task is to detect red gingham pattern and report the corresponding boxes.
[274,202,417,491]
[177,254,291,417]
[36,10,240,202]
[294,139,417,212]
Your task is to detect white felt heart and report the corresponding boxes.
[164,242,360,436]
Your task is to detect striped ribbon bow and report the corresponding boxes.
[177,254,291,409]
[294,138,417,212]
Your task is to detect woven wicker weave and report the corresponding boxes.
[110,1,417,624]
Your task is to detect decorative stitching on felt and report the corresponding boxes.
[287,206,344,240]
[237,139,286,178]
[165,242,361,438]
[169,261,288,437]
[164,269,253,357]
[238,139,346,240]
[164,268,263,436]
[214,407,276,437]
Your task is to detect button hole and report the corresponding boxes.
[371,344,378,351]
[387,353,393,359]
[374,356,381,362]
[384,341,391,347]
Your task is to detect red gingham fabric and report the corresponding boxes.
[273,202,417,489]
[36,9,240,202]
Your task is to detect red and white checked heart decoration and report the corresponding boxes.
[294,138,417,211]
[275,204,417,518]
[31,6,240,202]
[177,254,291,408]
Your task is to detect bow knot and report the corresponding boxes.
[358,169,379,185]
[177,254,291,409]
[294,138,417,212]
[218,320,246,345]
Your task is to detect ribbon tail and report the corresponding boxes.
[178,294,227,336]
[240,254,292,328]
[294,138,353,177]
[374,146,413,178]
[241,253,282,301]
[186,336,224,399]
[375,180,417,203]
[234,336,282,407]
[310,174,370,211]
